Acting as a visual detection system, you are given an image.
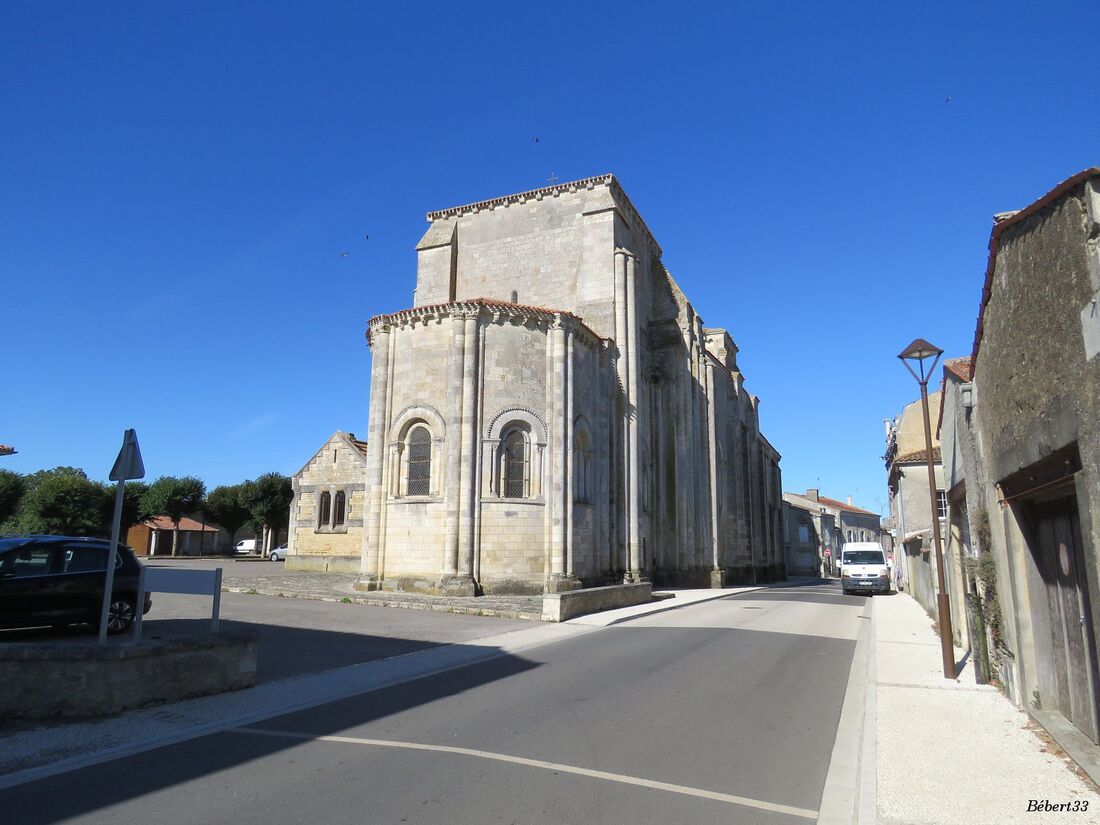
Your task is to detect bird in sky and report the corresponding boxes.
[339,251,349,257]
[531,137,540,143]
[945,96,952,103]
[364,234,369,240]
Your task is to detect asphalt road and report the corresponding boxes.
[2,582,866,825]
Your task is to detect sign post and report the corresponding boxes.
[98,429,145,644]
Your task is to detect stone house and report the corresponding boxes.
[358,174,785,595]
[940,169,1100,753]
[286,431,368,572]
[782,493,837,577]
[885,391,950,618]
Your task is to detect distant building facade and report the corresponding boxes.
[357,175,785,595]
[286,431,369,573]
[885,391,950,618]
[783,488,881,577]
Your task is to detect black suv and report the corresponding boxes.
[0,536,153,634]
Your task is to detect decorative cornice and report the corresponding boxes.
[366,298,602,347]
[424,174,662,257]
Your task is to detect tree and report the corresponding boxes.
[19,471,112,536]
[205,484,251,549]
[0,470,25,524]
[240,473,293,556]
[121,481,152,531]
[141,476,206,556]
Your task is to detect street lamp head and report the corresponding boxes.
[898,338,943,362]
[898,338,944,384]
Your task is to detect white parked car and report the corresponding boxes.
[269,545,288,562]
[234,539,258,556]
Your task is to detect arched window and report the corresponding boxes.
[333,491,346,526]
[318,492,331,529]
[407,426,432,496]
[503,430,528,498]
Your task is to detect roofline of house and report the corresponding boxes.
[970,168,1100,373]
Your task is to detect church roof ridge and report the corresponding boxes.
[425,174,662,257]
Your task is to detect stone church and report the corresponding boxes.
[289,174,784,594]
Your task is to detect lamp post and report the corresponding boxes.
[898,338,956,679]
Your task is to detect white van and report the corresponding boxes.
[234,539,258,556]
[839,542,890,596]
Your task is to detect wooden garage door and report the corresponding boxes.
[1030,493,1099,742]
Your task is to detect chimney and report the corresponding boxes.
[806,488,819,502]
[847,495,854,506]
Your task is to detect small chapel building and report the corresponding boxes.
[334,174,785,595]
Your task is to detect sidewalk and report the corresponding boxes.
[874,592,1097,824]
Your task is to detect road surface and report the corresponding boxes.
[1,581,867,824]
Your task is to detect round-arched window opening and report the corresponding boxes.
[504,430,527,498]
[407,426,432,495]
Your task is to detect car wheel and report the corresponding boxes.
[105,597,137,635]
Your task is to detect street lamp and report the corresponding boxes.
[898,338,956,679]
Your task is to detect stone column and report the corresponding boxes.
[625,252,642,581]
[546,317,579,592]
[358,321,391,590]
[441,313,465,584]
[705,358,723,587]
[451,312,479,595]
[613,249,629,577]
[565,327,575,579]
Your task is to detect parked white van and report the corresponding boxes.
[234,539,258,555]
[839,542,890,596]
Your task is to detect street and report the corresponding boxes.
[0,581,866,824]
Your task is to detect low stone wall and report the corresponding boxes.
[542,582,653,622]
[286,554,361,574]
[0,631,258,720]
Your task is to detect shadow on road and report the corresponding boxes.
[1,634,541,824]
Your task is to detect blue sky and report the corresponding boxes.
[3,1,1097,513]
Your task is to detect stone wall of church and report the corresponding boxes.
[373,319,453,584]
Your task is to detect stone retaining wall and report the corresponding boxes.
[0,631,258,720]
[542,582,652,622]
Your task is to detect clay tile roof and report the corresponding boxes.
[894,447,942,464]
[367,298,602,345]
[815,495,879,516]
[144,516,220,533]
[971,168,1100,372]
[943,357,973,382]
[349,437,368,457]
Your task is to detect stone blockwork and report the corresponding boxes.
[0,631,257,720]
[357,175,785,596]
[287,431,369,572]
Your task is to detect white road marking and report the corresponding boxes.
[233,726,818,820]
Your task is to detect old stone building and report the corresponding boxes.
[356,174,784,595]
[286,431,368,572]
[939,169,1100,751]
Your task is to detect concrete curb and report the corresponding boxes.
[817,596,874,824]
[859,597,878,825]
